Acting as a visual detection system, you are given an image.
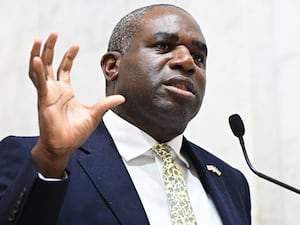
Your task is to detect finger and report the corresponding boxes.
[57,45,80,83]
[90,95,126,122]
[32,57,47,98]
[41,32,58,80]
[29,39,42,84]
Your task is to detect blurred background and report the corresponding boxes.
[1,0,300,224]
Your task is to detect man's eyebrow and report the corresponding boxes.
[192,40,208,56]
[152,32,208,56]
[153,32,179,41]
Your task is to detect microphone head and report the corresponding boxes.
[229,114,245,138]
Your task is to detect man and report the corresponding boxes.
[0,4,251,225]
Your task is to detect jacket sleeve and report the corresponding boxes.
[0,136,69,225]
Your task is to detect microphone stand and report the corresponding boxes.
[238,136,300,194]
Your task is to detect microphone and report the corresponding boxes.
[228,114,300,194]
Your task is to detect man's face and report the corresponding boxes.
[112,7,207,138]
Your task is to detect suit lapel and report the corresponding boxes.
[77,122,149,225]
[181,138,239,225]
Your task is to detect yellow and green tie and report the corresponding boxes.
[151,143,197,225]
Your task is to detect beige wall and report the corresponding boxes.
[1,0,300,224]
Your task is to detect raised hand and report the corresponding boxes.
[29,33,125,178]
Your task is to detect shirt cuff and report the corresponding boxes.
[38,171,68,181]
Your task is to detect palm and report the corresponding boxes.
[38,79,94,154]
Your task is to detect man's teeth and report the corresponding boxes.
[172,84,187,91]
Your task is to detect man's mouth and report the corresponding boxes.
[171,83,191,92]
[163,76,196,97]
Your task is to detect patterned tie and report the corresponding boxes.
[151,143,197,225]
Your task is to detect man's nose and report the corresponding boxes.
[169,45,195,75]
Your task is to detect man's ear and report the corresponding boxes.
[100,51,122,81]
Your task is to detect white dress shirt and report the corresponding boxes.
[103,110,223,225]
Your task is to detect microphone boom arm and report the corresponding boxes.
[238,136,300,194]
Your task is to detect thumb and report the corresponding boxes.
[90,94,125,120]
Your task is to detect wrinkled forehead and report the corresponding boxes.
[141,7,206,44]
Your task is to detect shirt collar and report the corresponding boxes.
[103,110,190,167]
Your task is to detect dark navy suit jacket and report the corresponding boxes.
[0,121,251,225]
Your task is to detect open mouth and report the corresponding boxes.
[163,76,196,97]
[171,83,193,93]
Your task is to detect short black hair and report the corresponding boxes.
[107,4,187,54]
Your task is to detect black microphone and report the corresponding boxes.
[229,114,300,194]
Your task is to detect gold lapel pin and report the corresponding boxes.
[206,165,222,176]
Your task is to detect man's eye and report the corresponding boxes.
[193,54,205,66]
[156,43,170,50]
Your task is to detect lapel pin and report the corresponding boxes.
[206,165,222,176]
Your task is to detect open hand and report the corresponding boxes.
[29,33,125,178]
